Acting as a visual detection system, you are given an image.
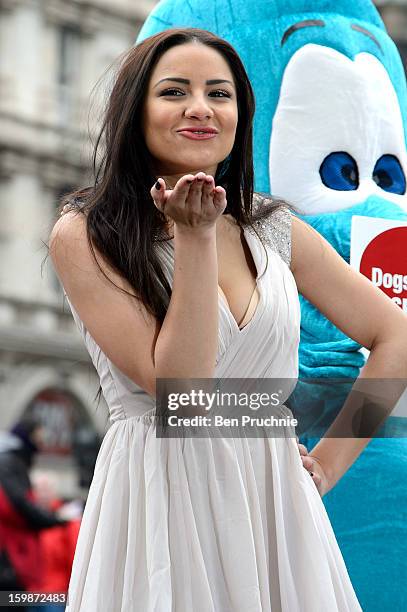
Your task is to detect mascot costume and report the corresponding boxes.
[138,1,407,609]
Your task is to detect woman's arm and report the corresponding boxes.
[152,175,222,380]
[291,216,407,495]
[50,173,225,397]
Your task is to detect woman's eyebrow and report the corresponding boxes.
[153,77,234,88]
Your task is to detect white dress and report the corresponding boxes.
[64,196,362,612]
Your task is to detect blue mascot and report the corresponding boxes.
[138,1,407,609]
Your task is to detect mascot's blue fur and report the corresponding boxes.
[138,2,407,609]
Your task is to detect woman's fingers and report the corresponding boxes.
[150,178,166,212]
[300,454,326,496]
[186,172,206,214]
[309,468,323,495]
[171,174,196,208]
[213,185,227,214]
[297,443,309,457]
[152,173,226,225]
[298,440,323,490]
[202,175,215,199]
[310,470,322,489]
[301,455,314,470]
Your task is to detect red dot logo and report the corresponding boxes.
[360,227,407,312]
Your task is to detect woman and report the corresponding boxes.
[50,28,407,611]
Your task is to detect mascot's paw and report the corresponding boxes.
[299,340,365,378]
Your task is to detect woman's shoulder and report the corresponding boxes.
[49,207,87,259]
[249,192,293,266]
[59,186,93,210]
[51,185,98,259]
[251,191,292,218]
[50,207,85,244]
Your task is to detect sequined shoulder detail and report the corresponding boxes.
[247,193,292,267]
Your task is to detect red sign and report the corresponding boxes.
[360,226,407,312]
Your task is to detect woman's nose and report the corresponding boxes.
[184,96,214,120]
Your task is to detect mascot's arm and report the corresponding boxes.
[291,216,407,493]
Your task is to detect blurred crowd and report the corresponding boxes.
[0,414,83,611]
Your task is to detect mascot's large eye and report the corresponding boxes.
[372,154,406,195]
[319,152,359,191]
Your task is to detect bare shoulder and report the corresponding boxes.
[50,210,87,265]
[290,213,353,293]
[290,215,325,273]
[50,210,128,290]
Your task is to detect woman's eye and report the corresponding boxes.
[160,88,184,96]
[209,90,232,98]
[160,89,231,98]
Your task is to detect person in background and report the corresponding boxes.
[0,415,67,611]
[31,473,83,612]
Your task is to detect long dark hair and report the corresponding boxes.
[57,28,259,322]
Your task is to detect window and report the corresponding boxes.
[57,25,81,126]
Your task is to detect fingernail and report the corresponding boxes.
[155,181,161,190]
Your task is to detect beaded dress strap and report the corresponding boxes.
[247,192,292,267]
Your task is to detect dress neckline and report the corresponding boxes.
[218,227,264,334]
[162,224,265,336]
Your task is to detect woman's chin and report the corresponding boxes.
[159,161,219,178]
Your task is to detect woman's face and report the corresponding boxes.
[142,42,238,179]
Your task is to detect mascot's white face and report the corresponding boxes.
[269,44,407,214]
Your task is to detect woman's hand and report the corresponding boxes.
[150,172,226,232]
[297,438,331,497]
